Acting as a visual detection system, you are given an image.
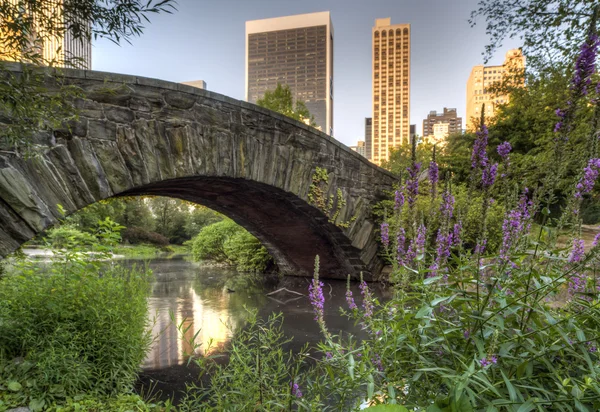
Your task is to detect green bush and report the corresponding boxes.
[0,218,152,410]
[191,220,273,272]
[45,225,96,249]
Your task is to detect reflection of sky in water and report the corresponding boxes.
[137,258,390,371]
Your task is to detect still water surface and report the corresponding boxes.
[138,257,389,371]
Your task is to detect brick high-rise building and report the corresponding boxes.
[0,0,91,68]
[422,108,462,145]
[245,12,333,135]
[466,49,525,130]
[371,18,410,165]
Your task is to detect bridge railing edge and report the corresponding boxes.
[2,62,398,181]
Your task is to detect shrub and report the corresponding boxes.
[0,219,152,410]
[45,225,96,249]
[191,219,273,272]
[122,226,169,246]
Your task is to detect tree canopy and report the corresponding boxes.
[256,84,316,127]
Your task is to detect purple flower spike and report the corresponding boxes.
[345,288,357,310]
[554,108,566,133]
[482,163,498,187]
[309,278,325,322]
[359,281,374,318]
[380,222,390,247]
[406,162,422,208]
[429,161,439,189]
[497,141,512,159]
[471,125,489,169]
[569,238,585,263]
[397,228,406,266]
[572,33,599,95]
[452,221,463,247]
[593,231,600,248]
[575,158,600,199]
[394,190,405,210]
[440,191,455,221]
[291,382,302,398]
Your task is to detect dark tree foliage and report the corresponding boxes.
[470,0,599,70]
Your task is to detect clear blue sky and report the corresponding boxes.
[92,0,520,147]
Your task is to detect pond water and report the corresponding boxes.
[133,257,389,402]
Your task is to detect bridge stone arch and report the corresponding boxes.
[0,65,396,279]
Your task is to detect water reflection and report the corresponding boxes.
[137,257,390,371]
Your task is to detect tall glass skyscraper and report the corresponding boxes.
[245,12,333,135]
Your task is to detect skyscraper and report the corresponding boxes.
[0,0,91,69]
[466,49,525,130]
[422,108,462,146]
[245,12,333,135]
[371,18,410,165]
[364,117,372,160]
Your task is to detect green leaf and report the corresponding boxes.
[501,371,518,402]
[7,381,22,392]
[29,398,45,412]
[424,276,442,285]
[415,305,432,319]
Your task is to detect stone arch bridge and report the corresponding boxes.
[0,65,396,279]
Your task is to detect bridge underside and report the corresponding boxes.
[120,177,364,279]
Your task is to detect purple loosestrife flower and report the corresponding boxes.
[593,232,600,247]
[475,239,487,255]
[568,273,586,297]
[451,221,462,247]
[371,354,383,372]
[554,108,566,133]
[479,356,497,368]
[291,382,302,398]
[572,33,599,95]
[309,256,325,324]
[359,280,374,318]
[406,162,421,208]
[346,289,357,310]
[569,238,585,263]
[471,125,489,169]
[499,191,532,262]
[497,141,512,159]
[397,228,406,266]
[394,190,405,211]
[308,279,325,322]
[440,191,455,221]
[380,222,390,248]
[575,158,600,199]
[416,224,426,255]
[482,163,498,187]
[325,352,333,360]
[429,161,439,192]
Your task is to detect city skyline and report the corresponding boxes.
[91,0,521,147]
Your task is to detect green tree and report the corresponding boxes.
[0,0,176,154]
[148,197,188,244]
[119,197,154,230]
[381,140,436,176]
[471,0,599,71]
[256,84,316,127]
[184,205,223,239]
